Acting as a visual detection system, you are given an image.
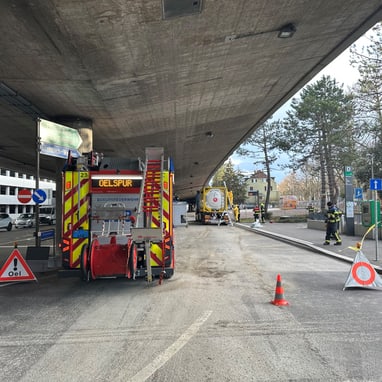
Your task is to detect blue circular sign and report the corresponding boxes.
[32,189,47,204]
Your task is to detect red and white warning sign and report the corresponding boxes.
[17,189,32,204]
[0,249,36,282]
[343,251,382,290]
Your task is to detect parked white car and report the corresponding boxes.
[15,213,35,229]
[39,206,56,225]
[0,213,13,231]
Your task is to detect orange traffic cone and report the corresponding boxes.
[271,274,289,306]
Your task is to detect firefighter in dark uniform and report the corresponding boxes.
[324,201,342,245]
[253,205,260,221]
[260,203,265,223]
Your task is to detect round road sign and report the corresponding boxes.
[32,189,47,204]
[17,189,32,204]
[351,262,376,285]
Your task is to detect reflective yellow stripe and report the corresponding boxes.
[150,171,171,267]
[63,171,90,268]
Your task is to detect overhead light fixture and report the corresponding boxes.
[206,131,214,138]
[226,23,296,43]
[278,23,296,38]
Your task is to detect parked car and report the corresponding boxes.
[39,206,56,225]
[0,213,13,231]
[14,213,35,229]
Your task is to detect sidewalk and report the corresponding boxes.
[237,220,382,273]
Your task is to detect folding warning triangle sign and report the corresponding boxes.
[343,250,382,290]
[0,249,37,282]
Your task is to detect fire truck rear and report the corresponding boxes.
[60,147,175,282]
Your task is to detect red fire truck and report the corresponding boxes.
[60,147,175,282]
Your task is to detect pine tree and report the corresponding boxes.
[279,75,355,210]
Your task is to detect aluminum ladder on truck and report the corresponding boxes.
[91,202,129,238]
[134,147,164,283]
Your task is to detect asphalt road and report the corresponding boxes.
[1,222,382,381]
[0,225,56,267]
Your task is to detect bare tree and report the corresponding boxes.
[236,120,280,212]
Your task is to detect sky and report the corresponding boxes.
[230,27,374,183]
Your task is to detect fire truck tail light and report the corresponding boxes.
[60,239,70,252]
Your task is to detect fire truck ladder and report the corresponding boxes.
[135,147,164,283]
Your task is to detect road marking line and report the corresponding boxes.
[126,310,212,382]
[0,282,23,287]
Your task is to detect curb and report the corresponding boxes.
[235,223,382,274]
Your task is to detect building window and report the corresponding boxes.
[9,205,16,214]
[9,187,16,196]
[0,186,6,195]
[9,170,15,177]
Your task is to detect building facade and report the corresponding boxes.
[0,168,56,221]
[244,170,279,206]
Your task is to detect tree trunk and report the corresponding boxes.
[318,134,327,212]
[320,156,326,212]
[263,129,271,213]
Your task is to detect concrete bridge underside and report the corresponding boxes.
[0,1,381,200]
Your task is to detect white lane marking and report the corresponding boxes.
[126,310,213,382]
[0,281,23,287]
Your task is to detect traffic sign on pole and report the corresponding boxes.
[344,166,353,177]
[354,188,363,199]
[40,142,81,159]
[39,118,83,159]
[370,178,382,191]
[40,119,82,149]
[17,189,32,204]
[32,189,47,204]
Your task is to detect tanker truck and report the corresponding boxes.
[195,186,229,224]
